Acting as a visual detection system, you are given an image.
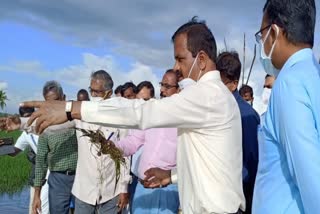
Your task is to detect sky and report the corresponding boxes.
[1,0,320,114]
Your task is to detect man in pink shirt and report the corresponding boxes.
[116,69,180,214]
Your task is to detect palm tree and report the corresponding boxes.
[0,90,8,110]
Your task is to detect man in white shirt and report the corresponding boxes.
[22,17,245,214]
[2,107,49,214]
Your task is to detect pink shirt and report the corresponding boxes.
[116,128,177,179]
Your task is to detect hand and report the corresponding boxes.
[22,100,67,134]
[143,168,171,188]
[0,140,3,146]
[117,193,129,211]
[0,116,21,131]
[32,195,41,214]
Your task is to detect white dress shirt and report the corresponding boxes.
[15,131,39,153]
[71,120,131,205]
[80,71,245,213]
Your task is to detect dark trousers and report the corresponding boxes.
[48,172,75,214]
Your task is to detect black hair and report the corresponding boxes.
[77,89,89,101]
[263,0,316,47]
[172,16,217,63]
[216,51,241,81]
[239,85,254,97]
[137,81,155,98]
[165,69,181,84]
[114,85,122,95]
[121,82,137,96]
[19,106,35,117]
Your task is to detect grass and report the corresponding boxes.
[0,130,31,195]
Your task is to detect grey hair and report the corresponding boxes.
[90,70,114,90]
[42,80,64,98]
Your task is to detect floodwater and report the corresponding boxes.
[0,187,29,214]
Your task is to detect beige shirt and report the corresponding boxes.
[72,120,130,205]
[21,118,130,205]
[81,71,245,214]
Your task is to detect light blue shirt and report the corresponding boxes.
[253,48,320,214]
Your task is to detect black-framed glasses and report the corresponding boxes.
[255,24,271,43]
[159,82,178,90]
[88,87,106,95]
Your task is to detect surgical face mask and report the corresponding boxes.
[178,53,201,90]
[91,96,104,102]
[178,78,196,90]
[262,88,272,105]
[259,25,280,77]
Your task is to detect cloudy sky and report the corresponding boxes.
[1,0,320,114]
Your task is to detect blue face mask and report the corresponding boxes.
[259,25,280,77]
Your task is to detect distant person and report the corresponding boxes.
[77,89,90,101]
[217,51,260,214]
[116,71,180,213]
[121,82,137,99]
[239,84,254,106]
[32,81,77,214]
[114,85,123,97]
[261,74,275,106]
[0,106,49,214]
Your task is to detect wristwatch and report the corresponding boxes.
[65,101,73,121]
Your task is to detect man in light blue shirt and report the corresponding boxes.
[253,0,320,213]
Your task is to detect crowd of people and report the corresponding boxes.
[0,0,319,213]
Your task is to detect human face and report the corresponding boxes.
[242,92,253,103]
[89,79,110,99]
[256,13,282,69]
[77,93,89,101]
[160,73,179,98]
[221,77,238,93]
[123,87,136,99]
[44,90,64,101]
[173,34,200,81]
[136,87,153,101]
[264,76,275,89]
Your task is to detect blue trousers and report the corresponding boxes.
[75,195,119,214]
[47,172,75,214]
[131,182,179,214]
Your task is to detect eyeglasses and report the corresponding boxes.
[88,87,106,95]
[159,82,178,90]
[255,24,271,43]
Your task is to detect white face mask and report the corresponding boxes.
[262,88,272,105]
[177,53,201,90]
[91,96,104,102]
[259,25,280,77]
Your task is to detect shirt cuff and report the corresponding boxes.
[81,101,99,123]
[171,168,178,184]
[118,184,128,193]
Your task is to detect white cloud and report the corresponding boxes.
[2,54,162,113]
[0,82,8,90]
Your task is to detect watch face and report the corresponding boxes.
[65,101,73,112]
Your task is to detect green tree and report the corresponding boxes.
[0,90,8,110]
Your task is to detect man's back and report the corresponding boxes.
[253,48,320,213]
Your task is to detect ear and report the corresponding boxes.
[105,90,113,99]
[198,50,207,71]
[231,80,239,91]
[270,24,280,43]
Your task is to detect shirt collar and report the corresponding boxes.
[281,48,313,71]
[198,70,221,83]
